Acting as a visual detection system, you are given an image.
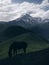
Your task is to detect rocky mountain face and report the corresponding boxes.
[0,14,49,42]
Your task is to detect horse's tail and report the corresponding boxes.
[8,45,12,57]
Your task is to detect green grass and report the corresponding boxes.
[0,33,49,59]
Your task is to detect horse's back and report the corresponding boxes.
[12,41,27,49]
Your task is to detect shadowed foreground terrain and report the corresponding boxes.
[0,48,49,65]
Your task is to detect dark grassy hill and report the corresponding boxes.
[0,20,49,42]
[0,48,49,65]
[0,33,49,59]
[3,26,30,38]
[31,22,49,41]
[0,25,30,41]
[0,23,8,42]
[0,21,49,61]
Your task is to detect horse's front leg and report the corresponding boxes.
[13,49,16,56]
[16,50,17,55]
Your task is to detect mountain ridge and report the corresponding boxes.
[0,14,49,42]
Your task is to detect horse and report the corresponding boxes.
[8,41,27,57]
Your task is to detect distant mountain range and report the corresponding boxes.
[0,14,49,42]
[0,14,49,27]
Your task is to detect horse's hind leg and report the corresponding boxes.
[23,48,26,53]
[13,49,16,56]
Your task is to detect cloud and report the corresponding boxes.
[41,10,49,19]
[0,0,49,21]
[12,0,43,4]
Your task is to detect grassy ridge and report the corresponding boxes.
[0,33,49,59]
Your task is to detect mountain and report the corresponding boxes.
[0,14,49,42]
[31,22,49,41]
[8,14,42,28]
[43,19,49,23]
[8,14,49,27]
[0,25,31,41]
[39,22,49,41]
[15,14,49,41]
[0,14,49,28]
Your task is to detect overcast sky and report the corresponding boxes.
[0,0,49,22]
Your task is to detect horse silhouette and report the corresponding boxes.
[8,41,27,57]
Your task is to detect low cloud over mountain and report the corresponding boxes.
[0,0,49,21]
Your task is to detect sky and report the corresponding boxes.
[0,0,49,22]
[12,0,43,4]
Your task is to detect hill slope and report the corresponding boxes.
[0,33,49,59]
[0,48,49,65]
